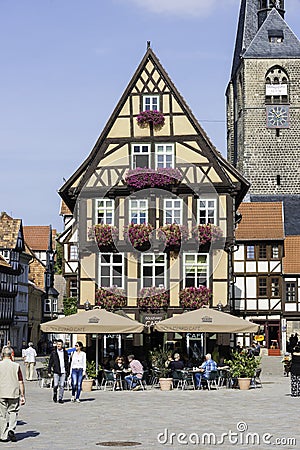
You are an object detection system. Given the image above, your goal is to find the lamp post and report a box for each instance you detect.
[84,300,91,311]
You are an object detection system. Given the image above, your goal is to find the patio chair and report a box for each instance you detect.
[206,370,219,390]
[102,370,116,391]
[149,368,160,389]
[129,370,148,391]
[172,370,184,389]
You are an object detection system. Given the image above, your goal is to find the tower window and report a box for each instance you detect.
[265,66,289,104]
[268,30,284,43]
[276,175,281,186]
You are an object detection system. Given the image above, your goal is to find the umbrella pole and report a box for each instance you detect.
[186,334,190,360]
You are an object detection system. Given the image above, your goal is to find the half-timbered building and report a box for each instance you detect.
[59,46,249,355]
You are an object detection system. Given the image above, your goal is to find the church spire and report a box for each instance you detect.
[257,0,285,28]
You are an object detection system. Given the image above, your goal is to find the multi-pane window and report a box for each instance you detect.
[69,279,78,298]
[131,144,150,169]
[246,245,255,260]
[129,200,148,224]
[183,254,209,288]
[141,253,166,288]
[99,253,124,288]
[286,282,296,302]
[69,244,78,261]
[143,95,159,111]
[155,144,174,168]
[265,66,288,104]
[44,298,57,313]
[197,199,216,224]
[258,244,267,259]
[258,277,268,297]
[271,245,279,259]
[164,199,182,224]
[271,277,280,297]
[96,199,114,225]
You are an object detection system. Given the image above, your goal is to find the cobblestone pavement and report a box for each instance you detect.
[3,355,299,450]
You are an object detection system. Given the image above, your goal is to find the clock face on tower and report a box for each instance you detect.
[266,105,289,128]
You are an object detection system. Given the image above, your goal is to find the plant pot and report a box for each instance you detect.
[237,378,251,390]
[82,379,94,392]
[159,378,173,391]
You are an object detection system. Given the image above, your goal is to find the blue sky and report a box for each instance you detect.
[0,0,299,231]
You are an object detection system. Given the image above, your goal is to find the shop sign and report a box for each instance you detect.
[187,333,202,339]
[140,312,166,327]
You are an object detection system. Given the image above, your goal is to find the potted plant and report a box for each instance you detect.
[124,223,154,250]
[179,286,212,310]
[138,286,169,312]
[136,110,165,131]
[149,346,173,390]
[82,360,98,392]
[226,350,261,390]
[93,224,118,250]
[125,167,182,189]
[95,287,127,311]
[192,224,223,248]
[157,224,188,250]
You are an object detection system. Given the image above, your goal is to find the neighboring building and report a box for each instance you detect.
[227,0,300,197]
[0,212,29,354]
[23,226,56,265]
[0,255,18,348]
[28,280,43,346]
[59,46,249,355]
[233,202,284,349]
[282,235,300,349]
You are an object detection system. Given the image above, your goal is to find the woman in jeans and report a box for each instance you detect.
[70,341,86,403]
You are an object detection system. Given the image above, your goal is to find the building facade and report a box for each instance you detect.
[59,46,248,355]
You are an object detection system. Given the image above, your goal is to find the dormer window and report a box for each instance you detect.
[143,95,159,111]
[268,29,284,43]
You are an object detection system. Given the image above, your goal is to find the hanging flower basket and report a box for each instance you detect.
[137,110,165,131]
[125,167,182,189]
[93,224,118,249]
[157,224,189,249]
[192,224,223,247]
[95,287,126,311]
[179,286,212,310]
[138,287,169,312]
[124,223,154,249]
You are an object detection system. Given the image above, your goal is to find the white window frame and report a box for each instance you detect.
[183,253,209,288]
[163,199,183,224]
[95,199,115,225]
[98,253,124,288]
[129,199,148,224]
[155,144,174,169]
[143,95,160,111]
[69,244,78,261]
[197,198,217,224]
[131,144,151,169]
[141,253,166,288]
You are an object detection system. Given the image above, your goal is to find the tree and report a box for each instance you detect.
[63,297,78,316]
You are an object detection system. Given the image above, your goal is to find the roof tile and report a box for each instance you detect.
[236,202,284,240]
[283,236,300,274]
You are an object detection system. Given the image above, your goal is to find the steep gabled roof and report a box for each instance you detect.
[236,202,284,241]
[59,47,249,209]
[244,8,300,59]
[0,212,24,250]
[23,226,56,251]
[283,236,300,274]
[0,254,11,268]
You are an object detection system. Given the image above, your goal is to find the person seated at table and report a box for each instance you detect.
[194,353,218,389]
[168,353,184,372]
[113,356,126,371]
[217,357,230,369]
[125,355,144,390]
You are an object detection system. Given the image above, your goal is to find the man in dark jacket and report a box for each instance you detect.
[48,339,69,404]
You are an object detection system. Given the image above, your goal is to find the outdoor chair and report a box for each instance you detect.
[218,369,231,388]
[129,370,148,391]
[206,370,219,390]
[149,368,160,389]
[172,370,184,389]
[102,370,116,391]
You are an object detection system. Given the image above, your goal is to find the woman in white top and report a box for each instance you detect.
[70,341,86,402]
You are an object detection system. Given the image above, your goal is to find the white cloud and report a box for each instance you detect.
[122,0,233,18]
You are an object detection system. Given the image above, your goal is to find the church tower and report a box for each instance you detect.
[226,0,300,196]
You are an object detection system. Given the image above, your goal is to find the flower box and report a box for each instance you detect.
[95,287,126,311]
[93,224,118,250]
[192,224,223,247]
[136,110,165,131]
[124,223,154,250]
[157,224,188,249]
[125,167,182,190]
[179,286,212,310]
[138,287,169,312]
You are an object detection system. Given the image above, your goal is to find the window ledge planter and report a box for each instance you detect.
[192,224,223,247]
[95,287,126,311]
[125,167,182,190]
[92,224,118,251]
[179,286,212,310]
[124,223,154,250]
[138,287,169,312]
[136,110,165,131]
[157,224,188,251]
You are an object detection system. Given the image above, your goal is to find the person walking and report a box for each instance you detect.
[0,347,25,442]
[3,341,15,361]
[70,341,86,403]
[290,345,300,397]
[48,339,69,404]
[23,342,37,381]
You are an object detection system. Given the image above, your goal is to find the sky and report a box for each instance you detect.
[1,0,300,232]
